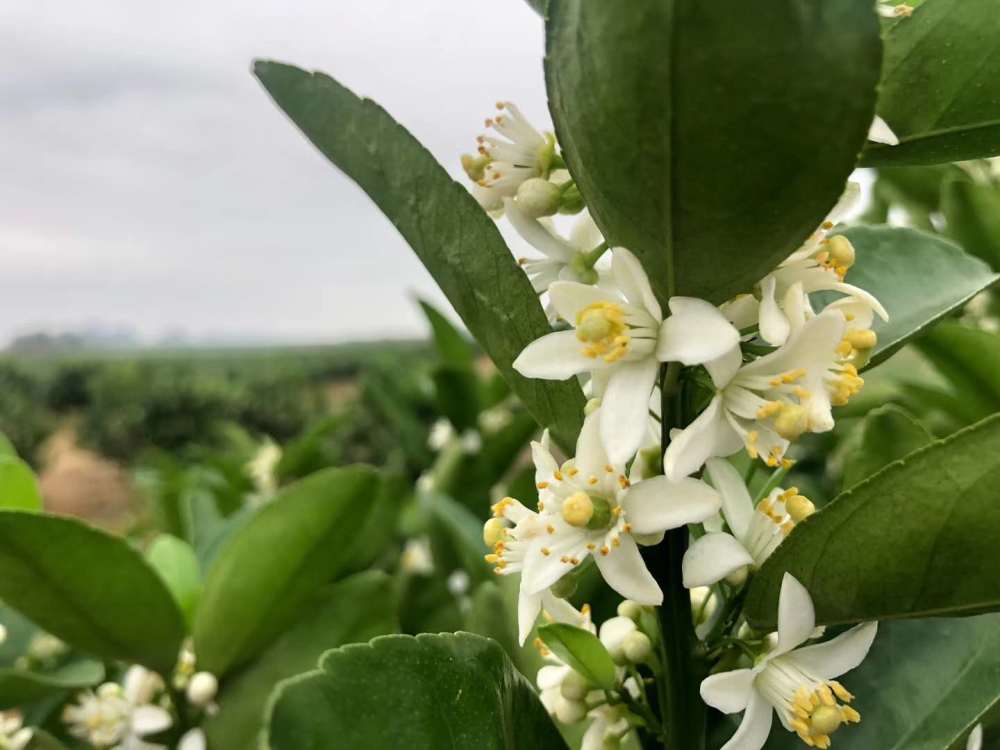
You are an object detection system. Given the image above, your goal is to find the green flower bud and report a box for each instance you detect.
[515,178,561,218]
[623,631,653,664]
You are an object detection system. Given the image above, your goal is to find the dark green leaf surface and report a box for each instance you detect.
[943,179,1000,269]
[0,512,185,673]
[863,0,1000,166]
[746,414,1000,628]
[836,226,999,366]
[267,632,566,750]
[841,405,932,489]
[538,623,616,690]
[254,61,584,451]
[917,323,1000,420]
[206,571,398,750]
[145,534,201,630]
[545,0,881,303]
[0,660,104,710]
[193,466,380,675]
[0,456,42,512]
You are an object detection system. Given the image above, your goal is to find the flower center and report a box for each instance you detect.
[789,682,861,748]
[561,491,613,530]
[814,236,856,280]
[575,302,630,362]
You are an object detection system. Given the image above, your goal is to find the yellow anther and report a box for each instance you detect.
[618,475,630,489]
[829,682,854,702]
[541,547,551,556]
[567,467,579,477]
[483,518,508,547]
[786,494,816,523]
[537,481,549,490]
[561,491,594,528]
[554,470,564,481]
[836,339,854,358]
[491,497,515,518]
[846,329,877,351]
[826,235,856,269]
[746,431,760,459]
[757,401,782,419]
[461,153,489,181]
[575,302,630,362]
[600,545,610,556]
[587,475,599,485]
[773,402,809,440]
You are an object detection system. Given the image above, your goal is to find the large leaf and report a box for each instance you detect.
[0,513,185,673]
[835,226,999,367]
[205,571,398,750]
[916,323,1000,420]
[862,0,1000,166]
[841,405,933,489]
[942,179,1000,269]
[145,534,201,630]
[193,466,380,676]
[0,660,104,710]
[763,615,1000,750]
[254,61,584,450]
[544,0,881,304]
[267,633,566,750]
[746,414,1000,628]
[0,456,42,512]
[418,299,475,370]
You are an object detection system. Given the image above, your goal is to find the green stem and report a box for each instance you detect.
[752,464,791,503]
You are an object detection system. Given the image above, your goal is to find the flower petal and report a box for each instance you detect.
[775,573,816,656]
[624,476,721,534]
[657,297,740,365]
[968,724,983,750]
[720,294,760,330]
[568,210,604,251]
[720,689,774,750]
[868,115,899,146]
[548,281,622,323]
[682,532,754,588]
[514,330,604,380]
[522,535,587,594]
[601,359,659,465]
[758,276,790,346]
[700,668,755,714]
[517,584,543,645]
[612,248,662,320]
[503,197,575,261]
[598,615,637,652]
[788,622,877,679]
[179,729,207,750]
[664,396,740,480]
[594,535,662,604]
[705,458,753,540]
[705,345,743,389]
[132,705,173,736]
[739,310,844,381]
[575,408,610,475]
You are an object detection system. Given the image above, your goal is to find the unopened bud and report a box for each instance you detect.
[562,492,594,528]
[617,600,643,621]
[483,518,508,547]
[558,183,585,214]
[186,672,218,707]
[555,696,587,724]
[826,235,856,268]
[773,403,809,441]
[725,565,749,588]
[623,631,652,663]
[515,178,561,218]
[846,329,877,351]
[785,494,816,522]
[560,670,590,701]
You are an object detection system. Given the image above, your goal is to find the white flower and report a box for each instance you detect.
[179,729,207,750]
[63,666,172,749]
[462,101,555,211]
[0,712,32,750]
[514,247,739,464]
[427,419,455,451]
[876,2,914,20]
[581,705,632,750]
[486,413,721,641]
[536,599,599,722]
[701,574,877,750]
[186,672,218,709]
[867,115,900,145]
[683,458,815,588]
[968,724,983,750]
[246,439,281,497]
[665,310,861,479]
[400,537,434,575]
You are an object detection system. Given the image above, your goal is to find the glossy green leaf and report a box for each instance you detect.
[0,456,41,512]
[424,491,492,584]
[835,226,999,367]
[432,365,481,432]
[545,0,881,304]
[863,0,1000,166]
[193,466,380,676]
[841,405,932,489]
[537,623,616,690]
[206,571,398,750]
[419,299,475,370]
[0,433,16,459]
[746,414,1000,628]
[267,633,566,750]
[916,323,1000,420]
[254,61,584,451]
[0,660,104,710]
[942,179,1000,269]
[146,534,201,630]
[0,512,185,673]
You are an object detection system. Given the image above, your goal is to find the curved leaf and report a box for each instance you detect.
[0,660,104,710]
[545,0,881,303]
[0,456,41,512]
[916,323,1000,421]
[0,512,185,673]
[267,633,566,750]
[146,534,201,630]
[418,299,475,370]
[942,179,1000,270]
[841,405,932,489]
[253,61,584,451]
[193,466,380,676]
[862,0,1000,166]
[538,623,616,690]
[746,414,1000,628]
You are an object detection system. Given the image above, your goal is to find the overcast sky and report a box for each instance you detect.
[0,0,548,346]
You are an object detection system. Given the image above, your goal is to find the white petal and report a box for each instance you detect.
[700,668,755,714]
[705,458,753,540]
[178,730,207,750]
[601,359,659,465]
[532,439,560,486]
[624,476,721,534]
[503,197,574,261]
[517,584,544,645]
[656,297,740,365]
[664,396,739,480]
[868,115,899,146]
[739,311,844,381]
[522,535,587,594]
[826,182,862,226]
[705,345,743,389]
[131,705,173,736]
[612,248,662,320]
[719,690,774,750]
[775,573,816,656]
[594,535,662,604]
[548,281,622,323]
[575,408,610,475]
[788,622,878,679]
[537,664,571,691]
[720,294,760,330]
[513,330,602,380]
[758,276,790,347]
[968,724,983,750]
[569,210,604,250]
[581,716,607,750]
[682,533,754,588]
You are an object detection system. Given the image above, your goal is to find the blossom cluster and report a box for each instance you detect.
[465,103,892,749]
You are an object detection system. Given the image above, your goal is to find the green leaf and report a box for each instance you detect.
[253,61,584,451]
[418,299,475,370]
[841,405,932,489]
[146,534,201,630]
[862,0,1000,166]
[746,414,1000,628]
[205,571,398,750]
[0,659,104,710]
[266,633,566,750]
[916,323,1000,420]
[193,466,380,676]
[0,512,185,673]
[835,226,999,367]
[537,623,616,690]
[0,432,17,459]
[432,365,481,432]
[942,179,1000,269]
[26,730,70,750]
[0,456,41,512]
[544,0,881,303]
[424,491,492,584]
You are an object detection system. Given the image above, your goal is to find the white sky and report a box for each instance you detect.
[0,0,547,345]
